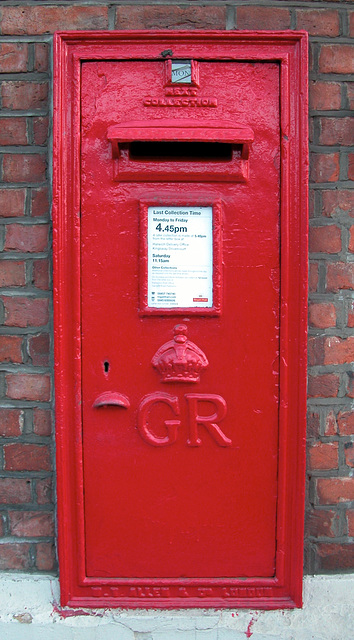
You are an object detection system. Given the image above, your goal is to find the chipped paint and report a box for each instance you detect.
[245,613,258,637]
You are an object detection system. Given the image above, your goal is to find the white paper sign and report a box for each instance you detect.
[147,206,213,308]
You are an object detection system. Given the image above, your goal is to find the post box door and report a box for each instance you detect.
[54,31,308,609]
[80,59,280,579]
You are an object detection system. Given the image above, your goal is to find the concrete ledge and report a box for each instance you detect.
[0,574,353,639]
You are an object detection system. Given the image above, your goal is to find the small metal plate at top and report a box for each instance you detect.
[171,60,192,83]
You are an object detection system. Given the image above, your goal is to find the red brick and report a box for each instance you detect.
[309,302,336,328]
[310,153,340,183]
[9,511,54,537]
[317,543,354,570]
[322,190,354,217]
[1,81,48,110]
[319,117,354,146]
[0,335,23,363]
[308,442,338,470]
[348,374,354,399]
[309,43,314,74]
[317,477,354,504]
[308,373,340,398]
[337,410,354,435]
[349,226,354,253]
[28,333,49,366]
[0,6,108,34]
[327,262,354,292]
[307,411,320,438]
[305,509,339,538]
[0,43,28,73]
[308,335,353,367]
[0,518,3,537]
[115,5,226,29]
[4,443,51,471]
[319,45,354,74]
[347,510,354,536]
[301,2,351,4]
[0,260,25,286]
[309,118,315,145]
[34,43,49,72]
[0,543,31,570]
[3,154,46,183]
[0,408,23,437]
[0,117,27,145]
[33,408,52,436]
[2,296,49,327]
[36,477,52,504]
[347,83,354,111]
[6,373,51,401]
[237,6,290,30]
[323,336,354,365]
[4,223,48,252]
[349,154,354,181]
[33,259,50,290]
[350,11,354,37]
[309,263,319,292]
[308,336,326,366]
[33,116,49,146]
[344,442,354,467]
[310,81,341,111]
[36,542,55,571]
[309,190,315,218]
[324,410,338,436]
[0,477,31,503]
[0,188,26,217]
[296,9,339,36]
[309,225,341,253]
[31,186,49,217]
[348,301,354,328]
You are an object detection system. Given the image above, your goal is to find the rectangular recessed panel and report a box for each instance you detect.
[81,59,280,579]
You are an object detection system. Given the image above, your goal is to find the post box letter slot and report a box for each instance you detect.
[129,141,234,162]
[107,120,254,183]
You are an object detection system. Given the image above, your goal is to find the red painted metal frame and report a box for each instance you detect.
[53,30,308,609]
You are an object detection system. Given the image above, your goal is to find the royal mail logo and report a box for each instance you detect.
[151,324,208,383]
[137,392,231,448]
[94,326,231,448]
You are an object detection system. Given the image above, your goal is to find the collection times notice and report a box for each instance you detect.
[147,206,213,308]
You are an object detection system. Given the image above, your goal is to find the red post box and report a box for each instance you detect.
[53,31,308,609]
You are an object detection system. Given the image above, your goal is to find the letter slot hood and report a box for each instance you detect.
[107,120,254,182]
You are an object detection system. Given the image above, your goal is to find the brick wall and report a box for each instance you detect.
[0,1,353,575]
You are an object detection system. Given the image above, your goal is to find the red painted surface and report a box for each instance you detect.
[53,31,308,609]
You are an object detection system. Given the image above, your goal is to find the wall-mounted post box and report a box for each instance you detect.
[53,31,308,609]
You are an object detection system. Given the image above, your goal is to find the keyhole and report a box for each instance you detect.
[103,361,110,374]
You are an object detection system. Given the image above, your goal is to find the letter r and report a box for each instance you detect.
[185,394,231,447]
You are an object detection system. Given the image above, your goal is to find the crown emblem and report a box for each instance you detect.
[152,324,209,383]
